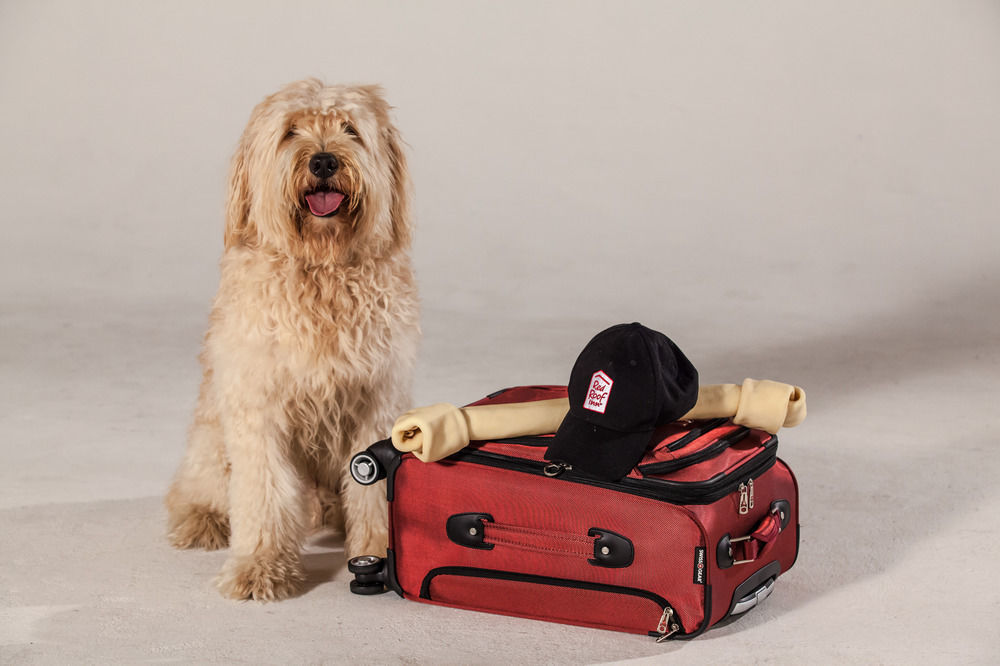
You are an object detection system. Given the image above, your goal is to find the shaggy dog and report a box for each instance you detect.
[165,80,419,601]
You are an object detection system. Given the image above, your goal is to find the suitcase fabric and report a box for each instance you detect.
[353,385,800,640]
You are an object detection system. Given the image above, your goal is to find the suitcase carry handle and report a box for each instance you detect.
[716,499,791,568]
[446,513,635,568]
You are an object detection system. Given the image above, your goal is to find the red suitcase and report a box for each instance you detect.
[348,385,800,641]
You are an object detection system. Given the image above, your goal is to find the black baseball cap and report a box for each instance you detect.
[545,323,699,481]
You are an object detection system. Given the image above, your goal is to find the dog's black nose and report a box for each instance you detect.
[308,152,339,179]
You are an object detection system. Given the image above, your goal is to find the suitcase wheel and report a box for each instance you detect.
[348,555,384,575]
[350,452,384,485]
[348,555,389,595]
[350,579,387,595]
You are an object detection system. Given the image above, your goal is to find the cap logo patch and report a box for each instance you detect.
[583,371,614,414]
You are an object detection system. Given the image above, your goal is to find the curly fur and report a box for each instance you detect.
[165,80,419,601]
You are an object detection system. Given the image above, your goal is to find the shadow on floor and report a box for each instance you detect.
[691,273,1000,632]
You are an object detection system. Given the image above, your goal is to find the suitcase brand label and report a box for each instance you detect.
[694,547,706,584]
[583,371,614,413]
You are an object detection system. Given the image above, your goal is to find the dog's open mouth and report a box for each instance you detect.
[305,188,346,217]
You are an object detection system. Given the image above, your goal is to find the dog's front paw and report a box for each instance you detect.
[216,553,305,601]
[167,506,230,550]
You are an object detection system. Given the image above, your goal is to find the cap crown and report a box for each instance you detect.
[567,323,698,432]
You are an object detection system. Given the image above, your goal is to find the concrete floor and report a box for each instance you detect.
[3,287,999,663]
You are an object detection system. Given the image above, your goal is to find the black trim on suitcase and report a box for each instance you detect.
[777,456,801,571]
[376,424,778,507]
[677,585,713,640]
[791,523,800,570]
[450,440,778,506]
[418,566,686,636]
[485,435,552,447]
[384,549,404,596]
[485,418,733,453]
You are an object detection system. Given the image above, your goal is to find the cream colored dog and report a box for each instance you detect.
[165,80,419,601]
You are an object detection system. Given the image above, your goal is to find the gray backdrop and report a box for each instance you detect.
[2,1,999,663]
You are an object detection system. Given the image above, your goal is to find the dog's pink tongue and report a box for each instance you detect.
[306,191,345,217]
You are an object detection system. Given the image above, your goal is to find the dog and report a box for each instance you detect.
[165,80,419,601]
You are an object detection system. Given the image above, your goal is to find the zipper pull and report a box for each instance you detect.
[543,462,572,477]
[738,482,749,515]
[748,478,755,510]
[655,606,680,642]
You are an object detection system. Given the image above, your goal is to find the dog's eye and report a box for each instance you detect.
[283,127,297,141]
[343,123,358,138]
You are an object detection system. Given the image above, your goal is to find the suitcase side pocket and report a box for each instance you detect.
[419,567,683,639]
[638,425,749,475]
[632,433,779,504]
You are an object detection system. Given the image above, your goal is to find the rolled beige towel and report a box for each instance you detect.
[685,379,806,432]
[392,398,569,463]
[392,379,806,463]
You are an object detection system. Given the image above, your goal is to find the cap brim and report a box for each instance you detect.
[545,413,654,481]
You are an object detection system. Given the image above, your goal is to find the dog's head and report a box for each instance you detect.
[224,80,411,262]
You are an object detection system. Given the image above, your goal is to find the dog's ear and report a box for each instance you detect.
[384,122,412,250]
[359,85,413,251]
[223,134,254,250]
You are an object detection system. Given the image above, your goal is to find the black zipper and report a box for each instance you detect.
[483,419,730,451]
[450,436,778,505]
[638,427,750,476]
[481,418,730,452]
[418,566,684,635]
[484,435,553,447]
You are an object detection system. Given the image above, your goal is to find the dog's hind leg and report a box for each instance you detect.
[316,482,345,535]
[166,368,231,550]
